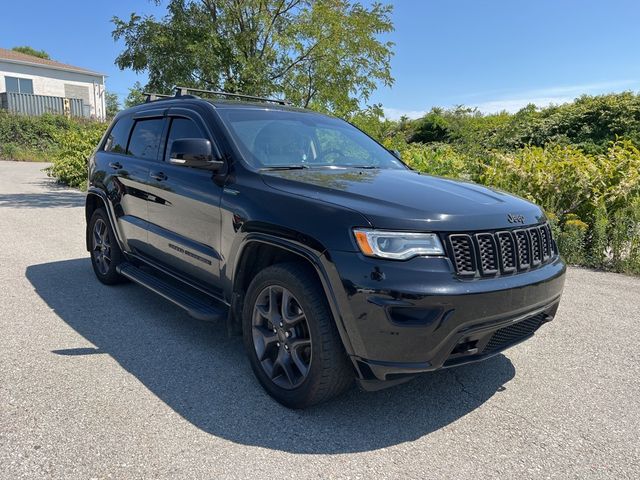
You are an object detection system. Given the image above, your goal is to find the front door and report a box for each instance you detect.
[145,109,224,292]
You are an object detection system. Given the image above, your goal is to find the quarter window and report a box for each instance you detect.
[103,117,134,153]
[5,76,33,94]
[127,118,164,160]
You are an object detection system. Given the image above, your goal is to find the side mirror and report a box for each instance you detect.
[389,149,402,160]
[169,138,224,171]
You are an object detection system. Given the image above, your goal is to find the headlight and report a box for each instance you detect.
[353,229,445,260]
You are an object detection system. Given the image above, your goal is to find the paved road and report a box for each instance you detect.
[1,161,639,479]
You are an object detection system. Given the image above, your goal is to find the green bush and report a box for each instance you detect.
[45,122,106,190]
[587,199,609,268]
[399,143,476,180]
[403,92,640,154]
[0,111,78,160]
[557,217,589,264]
[610,197,640,274]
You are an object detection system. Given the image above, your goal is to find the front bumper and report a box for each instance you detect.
[324,251,566,384]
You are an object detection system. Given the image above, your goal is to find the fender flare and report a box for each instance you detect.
[85,188,127,253]
[232,233,356,357]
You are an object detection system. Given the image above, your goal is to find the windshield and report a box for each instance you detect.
[216,108,406,170]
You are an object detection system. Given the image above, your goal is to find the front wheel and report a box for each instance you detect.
[243,263,353,408]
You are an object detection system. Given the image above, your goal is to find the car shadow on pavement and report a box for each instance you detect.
[26,258,516,454]
[0,192,84,208]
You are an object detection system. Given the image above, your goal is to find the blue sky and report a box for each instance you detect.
[3,1,639,119]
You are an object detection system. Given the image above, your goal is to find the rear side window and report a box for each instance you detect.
[103,116,133,153]
[127,118,164,160]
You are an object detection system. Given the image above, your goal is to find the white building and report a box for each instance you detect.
[0,48,106,120]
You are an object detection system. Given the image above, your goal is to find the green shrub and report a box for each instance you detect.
[557,217,589,264]
[404,92,640,154]
[45,122,107,190]
[587,199,609,268]
[480,144,599,217]
[0,142,18,160]
[610,197,640,274]
[399,143,476,180]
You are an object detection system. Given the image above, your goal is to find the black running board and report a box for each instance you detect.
[116,263,227,322]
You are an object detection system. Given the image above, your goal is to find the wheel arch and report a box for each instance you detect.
[85,188,126,253]
[229,234,355,357]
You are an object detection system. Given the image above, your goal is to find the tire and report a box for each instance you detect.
[243,262,353,408]
[88,208,126,285]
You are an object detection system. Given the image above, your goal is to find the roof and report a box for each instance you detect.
[0,48,105,77]
[121,96,312,119]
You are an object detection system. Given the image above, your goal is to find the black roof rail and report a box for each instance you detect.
[143,92,173,103]
[174,86,292,106]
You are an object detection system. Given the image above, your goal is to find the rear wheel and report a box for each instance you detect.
[88,208,125,285]
[243,262,353,408]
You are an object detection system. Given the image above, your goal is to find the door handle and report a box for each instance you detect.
[109,161,122,170]
[150,171,167,182]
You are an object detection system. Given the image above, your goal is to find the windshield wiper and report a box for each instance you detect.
[259,165,310,171]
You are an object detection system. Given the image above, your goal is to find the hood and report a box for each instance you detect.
[261,168,546,231]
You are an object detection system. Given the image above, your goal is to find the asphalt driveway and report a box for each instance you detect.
[1,161,639,479]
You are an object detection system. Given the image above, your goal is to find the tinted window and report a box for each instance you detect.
[166,117,205,158]
[5,76,33,94]
[104,116,133,153]
[127,118,164,160]
[217,109,405,170]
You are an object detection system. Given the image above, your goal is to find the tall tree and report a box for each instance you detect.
[112,0,394,115]
[105,91,120,119]
[12,46,50,59]
[124,81,146,108]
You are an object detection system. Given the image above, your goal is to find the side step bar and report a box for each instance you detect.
[116,263,227,322]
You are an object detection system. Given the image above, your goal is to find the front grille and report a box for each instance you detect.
[475,233,499,275]
[449,234,475,275]
[447,223,555,277]
[482,313,546,354]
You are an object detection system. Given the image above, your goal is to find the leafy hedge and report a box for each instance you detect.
[407,92,640,154]
[0,111,107,188]
[46,122,106,190]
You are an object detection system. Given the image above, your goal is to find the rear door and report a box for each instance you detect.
[97,113,163,253]
[145,107,224,292]
[114,111,166,255]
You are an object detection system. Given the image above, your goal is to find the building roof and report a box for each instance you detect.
[0,48,105,77]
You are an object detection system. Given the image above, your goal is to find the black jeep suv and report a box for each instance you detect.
[86,88,566,408]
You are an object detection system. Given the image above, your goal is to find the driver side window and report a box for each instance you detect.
[165,117,206,160]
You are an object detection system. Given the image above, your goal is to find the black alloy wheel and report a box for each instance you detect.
[88,208,125,285]
[92,218,112,276]
[252,285,312,389]
[243,263,353,408]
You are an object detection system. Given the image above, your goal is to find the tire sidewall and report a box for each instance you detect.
[89,209,123,284]
[242,266,329,408]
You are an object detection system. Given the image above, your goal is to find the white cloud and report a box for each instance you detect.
[382,107,427,120]
[382,79,639,117]
[473,96,575,113]
[469,80,638,113]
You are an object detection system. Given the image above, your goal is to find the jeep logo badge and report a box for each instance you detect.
[507,213,525,224]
